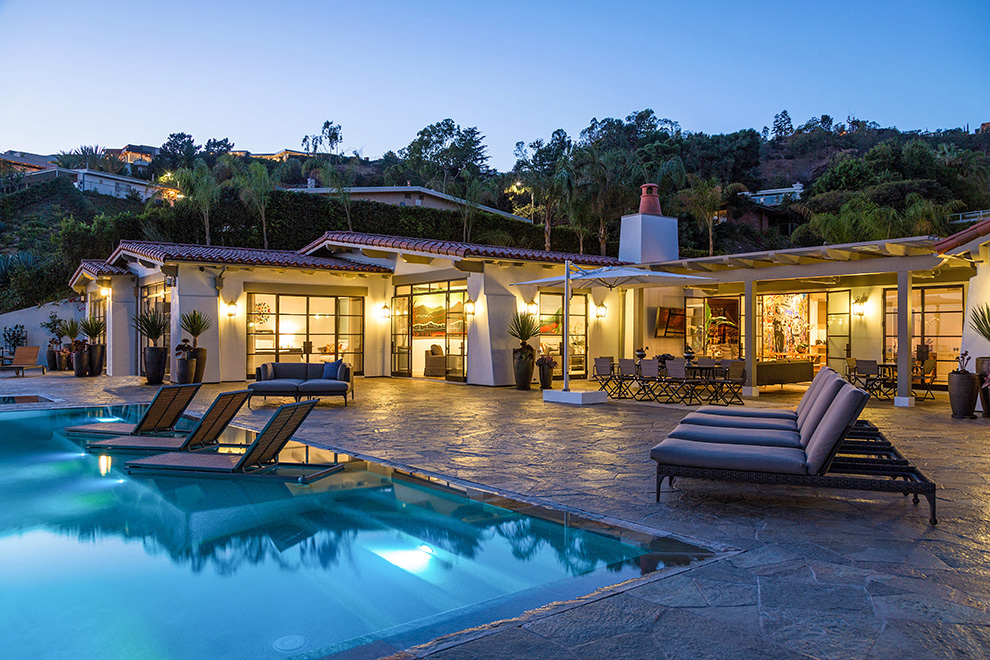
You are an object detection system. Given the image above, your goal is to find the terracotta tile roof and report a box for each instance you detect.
[300,232,624,266]
[109,241,391,272]
[935,217,990,254]
[78,259,129,276]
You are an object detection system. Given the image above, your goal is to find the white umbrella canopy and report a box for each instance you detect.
[513,265,712,289]
[512,263,712,393]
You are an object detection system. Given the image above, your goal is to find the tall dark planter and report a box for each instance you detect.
[144,347,167,386]
[947,371,980,419]
[976,357,990,418]
[538,363,554,390]
[57,353,69,371]
[512,342,535,390]
[46,349,58,372]
[87,344,105,377]
[72,350,89,377]
[191,347,207,383]
[174,358,196,384]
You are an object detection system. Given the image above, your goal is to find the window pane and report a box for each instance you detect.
[338,297,362,316]
[280,296,306,315]
[310,314,335,334]
[310,297,335,316]
[924,288,963,312]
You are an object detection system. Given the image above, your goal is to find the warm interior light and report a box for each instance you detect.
[526,300,538,315]
[596,303,607,319]
[99,286,111,298]
[378,303,391,320]
[226,301,237,317]
[464,299,475,315]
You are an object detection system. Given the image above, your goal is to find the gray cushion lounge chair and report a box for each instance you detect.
[86,390,251,452]
[64,384,202,437]
[125,399,342,484]
[651,382,938,524]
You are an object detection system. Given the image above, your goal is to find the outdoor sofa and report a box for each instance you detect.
[754,359,814,387]
[248,360,352,406]
[650,369,938,524]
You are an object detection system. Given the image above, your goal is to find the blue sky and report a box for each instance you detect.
[1,0,987,170]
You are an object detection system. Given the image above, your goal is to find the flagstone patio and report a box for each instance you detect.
[2,372,988,659]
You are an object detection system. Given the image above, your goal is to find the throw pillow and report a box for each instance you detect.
[322,359,343,380]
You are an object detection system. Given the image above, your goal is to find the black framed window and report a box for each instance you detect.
[883,286,962,384]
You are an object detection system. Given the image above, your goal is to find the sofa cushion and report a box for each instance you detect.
[650,438,808,475]
[298,379,350,394]
[321,359,343,380]
[680,412,797,432]
[248,378,304,393]
[694,405,797,420]
[668,423,802,449]
[804,385,870,474]
[269,363,310,380]
[430,344,443,356]
[259,363,275,381]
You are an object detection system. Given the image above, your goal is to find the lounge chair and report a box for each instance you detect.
[125,399,342,484]
[650,381,937,524]
[64,384,202,437]
[86,390,251,452]
[0,346,46,376]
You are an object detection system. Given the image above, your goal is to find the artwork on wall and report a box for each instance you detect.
[655,307,686,337]
[762,294,809,355]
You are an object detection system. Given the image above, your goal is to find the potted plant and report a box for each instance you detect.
[948,351,979,419]
[40,312,63,371]
[970,303,990,417]
[536,355,557,390]
[507,311,538,390]
[58,319,87,376]
[80,317,106,377]
[180,310,214,383]
[173,339,196,384]
[132,309,169,385]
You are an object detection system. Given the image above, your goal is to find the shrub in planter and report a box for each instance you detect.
[536,355,557,390]
[131,310,169,385]
[173,339,196,384]
[40,312,64,370]
[180,310,213,383]
[948,351,979,419]
[970,303,990,417]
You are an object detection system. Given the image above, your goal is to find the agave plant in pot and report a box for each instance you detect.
[80,316,106,377]
[507,311,538,390]
[132,309,169,385]
[180,310,214,383]
[970,303,990,417]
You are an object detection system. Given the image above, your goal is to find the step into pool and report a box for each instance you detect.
[0,406,711,659]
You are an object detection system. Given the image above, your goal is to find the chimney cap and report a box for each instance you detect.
[639,183,662,215]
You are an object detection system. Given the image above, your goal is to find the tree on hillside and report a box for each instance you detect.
[513,129,572,251]
[321,160,357,232]
[301,120,343,161]
[164,158,219,244]
[681,177,748,256]
[157,133,200,171]
[566,145,637,255]
[55,145,125,174]
[238,162,274,248]
[396,119,490,194]
[772,110,793,140]
[203,138,234,158]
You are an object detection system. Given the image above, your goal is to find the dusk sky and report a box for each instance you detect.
[1,0,987,170]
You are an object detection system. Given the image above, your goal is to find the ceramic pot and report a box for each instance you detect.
[976,357,990,418]
[512,342,535,390]
[46,349,58,371]
[57,353,69,371]
[72,350,89,377]
[174,358,196,384]
[947,371,979,419]
[87,344,105,376]
[144,347,167,385]
[191,347,207,383]
[538,363,554,389]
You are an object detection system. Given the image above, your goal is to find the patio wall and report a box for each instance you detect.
[0,299,87,361]
[961,258,990,412]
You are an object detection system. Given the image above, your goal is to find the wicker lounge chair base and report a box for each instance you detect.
[65,384,202,437]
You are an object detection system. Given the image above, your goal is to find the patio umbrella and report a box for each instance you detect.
[513,262,712,392]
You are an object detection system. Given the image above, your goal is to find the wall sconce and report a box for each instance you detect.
[226,301,237,317]
[526,299,538,315]
[852,296,867,317]
[378,303,391,320]
[99,286,112,298]
[464,299,476,315]
[596,303,607,319]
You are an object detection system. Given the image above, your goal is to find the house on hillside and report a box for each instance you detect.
[0,150,56,172]
[293,185,533,224]
[229,149,309,162]
[741,183,804,207]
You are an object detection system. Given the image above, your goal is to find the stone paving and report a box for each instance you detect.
[2,371,990,659]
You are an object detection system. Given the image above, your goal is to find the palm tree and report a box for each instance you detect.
[56,145,125,174]
[683,176,722,257]
[238,162,274,249]
[164,159,220,245]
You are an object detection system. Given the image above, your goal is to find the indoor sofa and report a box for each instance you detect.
[248,360,352,406]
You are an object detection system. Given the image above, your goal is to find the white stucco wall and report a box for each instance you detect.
[961,256,990,411]
[0,299,87,363]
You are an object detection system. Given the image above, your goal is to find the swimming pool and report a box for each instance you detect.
[0,406,711,659]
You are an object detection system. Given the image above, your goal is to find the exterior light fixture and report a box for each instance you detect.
[464,299,476,315]
[596,303,607,319]
[852,296,867,317]
[226,301,237,317]
[378,303,391,320]
[100,286,112,298]
[526,300,538,315]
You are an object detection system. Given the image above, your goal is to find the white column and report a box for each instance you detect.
[895,270,915,407]
[743,279,758,397]
[106,277,137,376]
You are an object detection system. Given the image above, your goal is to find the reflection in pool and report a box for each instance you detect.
[0,406,710,660]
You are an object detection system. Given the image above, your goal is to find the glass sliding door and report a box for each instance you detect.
[392,280,468,382]
[391,291,411,377]
[538,292,587,378]
[246,293,365,378]
[883,286,962,384]
[825,290,851,373]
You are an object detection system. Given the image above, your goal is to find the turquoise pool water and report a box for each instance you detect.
[0,406,709,659]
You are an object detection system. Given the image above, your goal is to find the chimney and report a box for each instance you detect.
[618,182,679,264]
[639,183,662,215]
